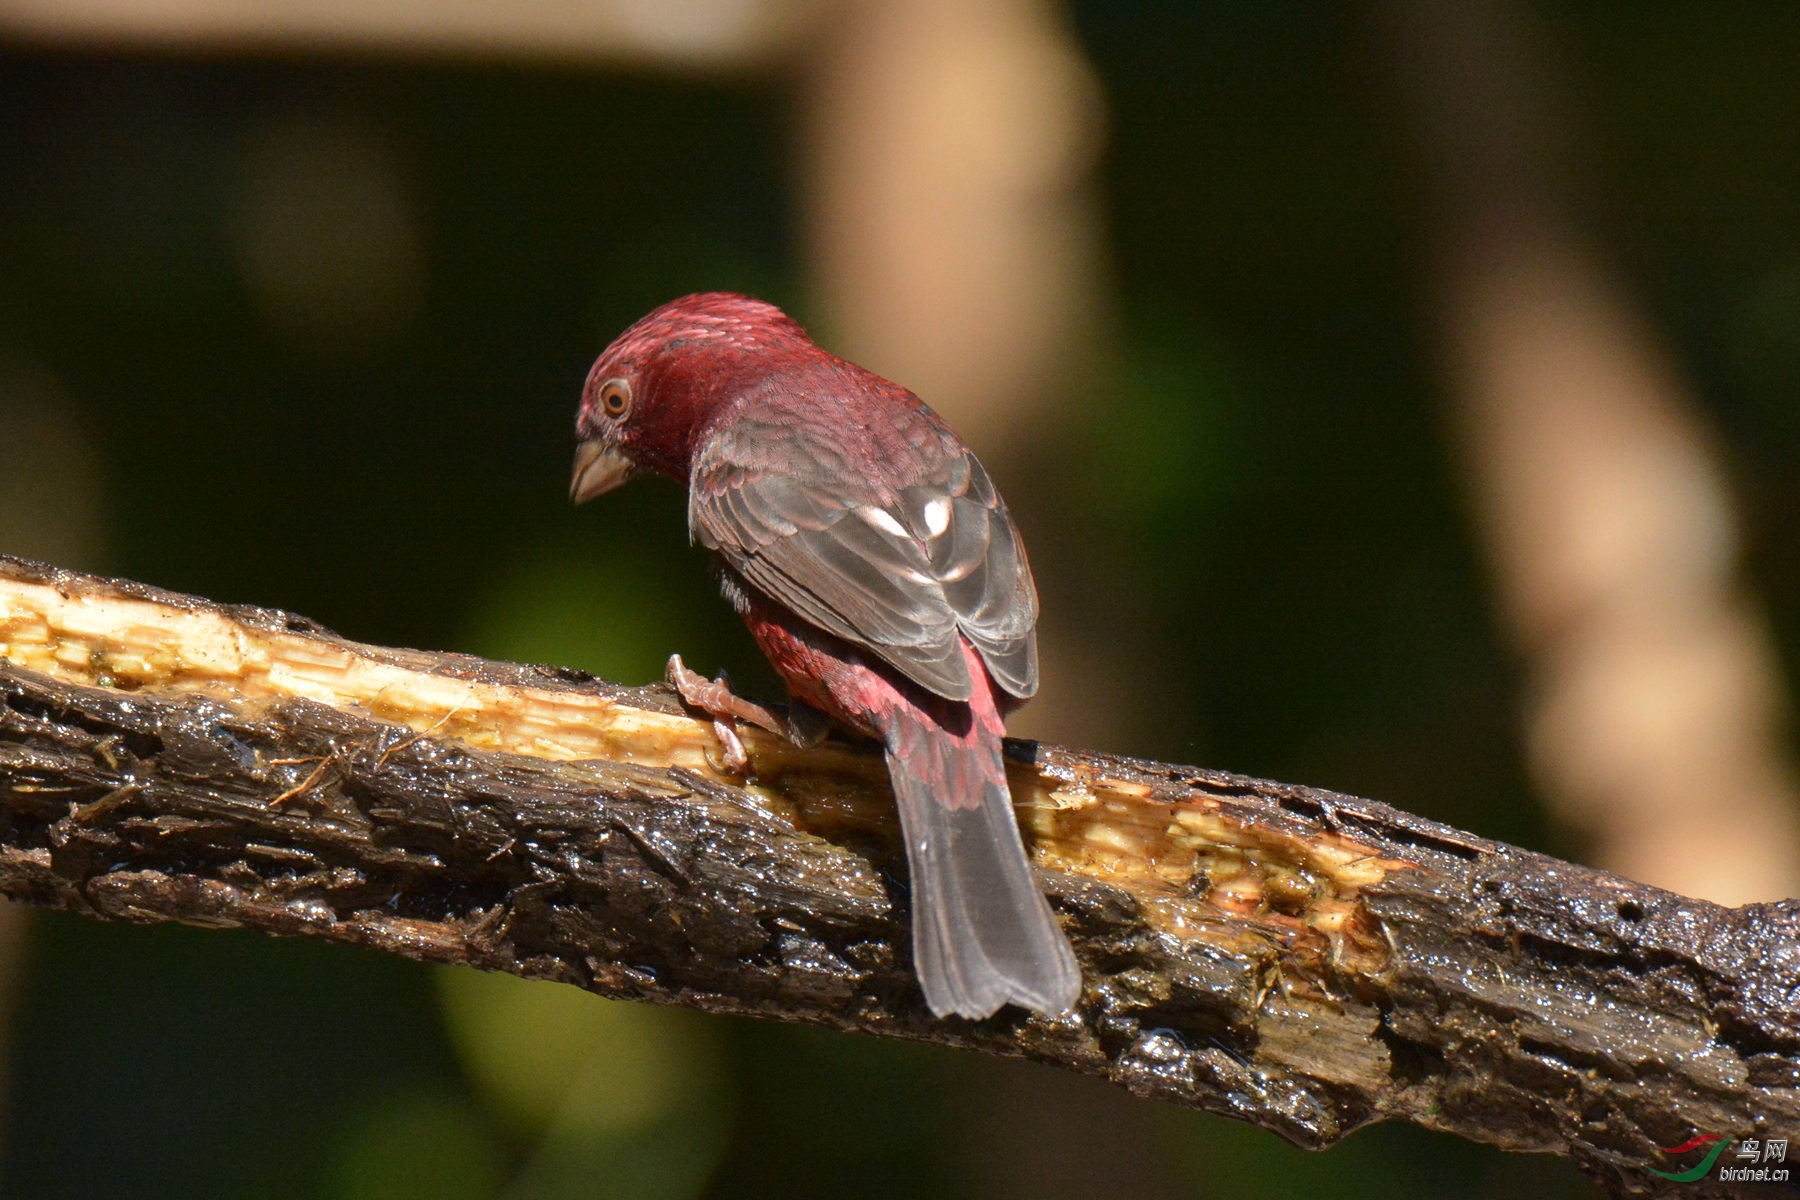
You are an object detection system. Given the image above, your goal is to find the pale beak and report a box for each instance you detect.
[570,439,634,504]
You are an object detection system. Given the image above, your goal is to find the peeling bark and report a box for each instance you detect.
[0,555,1792,1198]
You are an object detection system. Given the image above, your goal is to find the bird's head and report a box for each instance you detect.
[570,292,814,503]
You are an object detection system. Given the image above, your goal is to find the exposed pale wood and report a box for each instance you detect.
[0,555,1791,1198]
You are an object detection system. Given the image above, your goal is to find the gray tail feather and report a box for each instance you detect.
[881,723,1081,1019]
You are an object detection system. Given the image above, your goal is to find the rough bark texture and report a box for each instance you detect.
[0,555,1792,1197]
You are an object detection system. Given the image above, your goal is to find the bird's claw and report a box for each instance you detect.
[708,717,750,774]
[666,653,784,774]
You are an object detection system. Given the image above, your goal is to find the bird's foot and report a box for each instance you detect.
[666,653,786,773]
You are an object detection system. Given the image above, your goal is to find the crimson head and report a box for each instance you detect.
[569,292,819,504]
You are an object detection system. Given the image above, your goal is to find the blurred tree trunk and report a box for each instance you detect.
[797,0,1126,755]
[1380,0,1800,905]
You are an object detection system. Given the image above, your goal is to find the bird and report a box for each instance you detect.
[569,292,1080,1020]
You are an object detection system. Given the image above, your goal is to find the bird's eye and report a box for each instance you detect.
[599,378,632,418]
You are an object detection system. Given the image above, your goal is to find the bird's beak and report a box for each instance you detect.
[570,439,634,504]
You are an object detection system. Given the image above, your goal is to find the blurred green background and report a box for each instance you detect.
[5,1,1800,1196]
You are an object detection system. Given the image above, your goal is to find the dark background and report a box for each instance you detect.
[5,3,1798,1196]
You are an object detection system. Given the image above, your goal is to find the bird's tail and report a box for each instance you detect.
[877,702,1081,1019]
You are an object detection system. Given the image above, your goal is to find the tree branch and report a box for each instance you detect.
[0,554,1789,1197]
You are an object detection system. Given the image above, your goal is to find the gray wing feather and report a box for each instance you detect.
[691,416,1039,702]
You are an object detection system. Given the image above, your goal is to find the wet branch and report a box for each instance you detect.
[0,555,1791,1198]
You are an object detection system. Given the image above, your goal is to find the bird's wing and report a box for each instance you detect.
[690,414,1038,702]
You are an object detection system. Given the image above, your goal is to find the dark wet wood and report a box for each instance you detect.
[0,555,1791,1198]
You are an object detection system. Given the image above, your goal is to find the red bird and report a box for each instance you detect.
[569,292,1080,1019]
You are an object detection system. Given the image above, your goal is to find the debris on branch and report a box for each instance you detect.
[0,554,1791,1198]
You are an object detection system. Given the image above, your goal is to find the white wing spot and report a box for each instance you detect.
[923,497,951,537]
[859,506,910,539]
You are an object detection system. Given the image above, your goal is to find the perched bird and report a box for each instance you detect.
[569,292,1080,1019]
